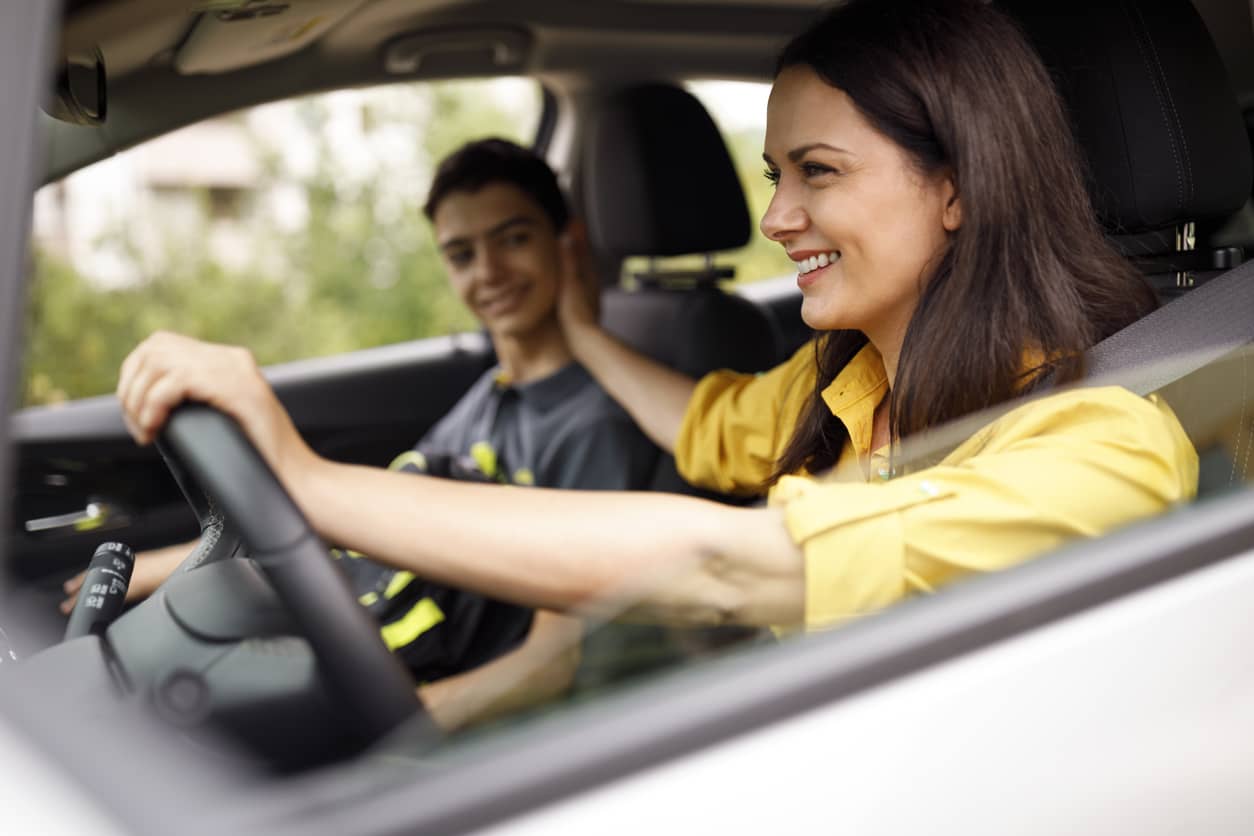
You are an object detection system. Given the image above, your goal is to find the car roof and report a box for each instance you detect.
[46,0,819,177]
[47,0,1254,182]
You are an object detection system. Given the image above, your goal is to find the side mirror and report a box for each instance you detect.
[44,47,106,126]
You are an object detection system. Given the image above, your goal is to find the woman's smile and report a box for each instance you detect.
[792,249,841,289]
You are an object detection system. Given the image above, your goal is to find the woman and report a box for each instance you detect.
[117,0,1196,632]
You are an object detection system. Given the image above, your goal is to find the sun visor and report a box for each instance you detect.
[175,0,365,75]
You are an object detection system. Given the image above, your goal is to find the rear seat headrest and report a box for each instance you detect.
[1003,0,1252,233]
[580,83,752,259]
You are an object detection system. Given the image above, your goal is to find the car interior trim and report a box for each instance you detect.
[0,1,57,599]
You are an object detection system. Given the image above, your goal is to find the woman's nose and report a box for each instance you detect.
[759,183,808,243]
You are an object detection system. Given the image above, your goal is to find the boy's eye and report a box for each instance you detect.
[446,249,473,268]
[504,231,531,248]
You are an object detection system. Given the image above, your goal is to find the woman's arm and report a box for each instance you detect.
[557,231,696,454]
[116,331,805,627]
[296,456,804,627]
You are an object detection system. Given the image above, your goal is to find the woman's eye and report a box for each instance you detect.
[762,168,780,187]
[801,161,838,178]
[505,232,531,248]
[447,250,473,268]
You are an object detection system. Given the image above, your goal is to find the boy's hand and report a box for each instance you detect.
[60,541,191,615]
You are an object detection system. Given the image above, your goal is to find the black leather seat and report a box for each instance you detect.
[1005,0,1252,298]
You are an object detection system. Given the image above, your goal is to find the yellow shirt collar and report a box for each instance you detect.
[819,343,889,463]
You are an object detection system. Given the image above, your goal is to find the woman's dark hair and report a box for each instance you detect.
[772,0,1157,480]
[423,137,570,231]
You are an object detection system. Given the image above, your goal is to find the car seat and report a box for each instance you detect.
[1005,0,1251,297]
[1003,0,1253,495]
[578,82,782,497]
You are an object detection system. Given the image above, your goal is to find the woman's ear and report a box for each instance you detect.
[941,175,962,232]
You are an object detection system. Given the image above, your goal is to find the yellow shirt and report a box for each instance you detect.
[676,341,1199,630]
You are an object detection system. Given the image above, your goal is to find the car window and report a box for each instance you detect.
[616,81,795,288]
[23,78,543,407]
[688,81,796,284]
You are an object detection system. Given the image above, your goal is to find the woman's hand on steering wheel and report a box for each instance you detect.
[118,332,315,484]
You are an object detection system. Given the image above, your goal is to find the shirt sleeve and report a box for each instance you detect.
[773,388,1198,630]
[675,341,817,496]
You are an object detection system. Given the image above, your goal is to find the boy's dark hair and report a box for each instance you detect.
[423,138,570,231]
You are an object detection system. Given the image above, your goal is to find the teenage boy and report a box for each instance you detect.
[64,138,658,730]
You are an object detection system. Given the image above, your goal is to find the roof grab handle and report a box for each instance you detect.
[384,27,532,74]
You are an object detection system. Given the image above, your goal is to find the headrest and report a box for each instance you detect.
[1003,0,1252,233]
[580,84,752,259]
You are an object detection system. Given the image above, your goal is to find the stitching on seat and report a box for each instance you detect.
[1126,1,1184,214]
[1133,3,1193,210]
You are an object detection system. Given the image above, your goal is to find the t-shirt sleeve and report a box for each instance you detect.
[772,388,1198,630]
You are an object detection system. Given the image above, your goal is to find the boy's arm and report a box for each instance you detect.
[417,609,583,732]
[417,412,657,731]
[60,539,192,614]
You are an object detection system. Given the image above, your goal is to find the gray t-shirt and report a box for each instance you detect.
[343,362,659,682]
[420,362,658,491]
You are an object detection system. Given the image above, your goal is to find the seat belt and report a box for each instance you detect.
[1084,257,1254,396]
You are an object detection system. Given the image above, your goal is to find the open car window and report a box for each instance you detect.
[25,78,543,407]
[396,338,1254,732]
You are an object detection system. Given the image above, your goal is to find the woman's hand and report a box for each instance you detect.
[556,221,602,343]
[117,331,314,481]
[549,222,695,453]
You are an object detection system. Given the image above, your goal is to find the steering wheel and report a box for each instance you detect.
[154,403,424,749]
